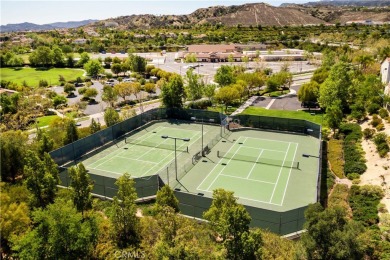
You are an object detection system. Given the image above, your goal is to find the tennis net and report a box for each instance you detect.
[217,151,299,169]
[125,137,189,152]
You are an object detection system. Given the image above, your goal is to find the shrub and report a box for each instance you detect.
[349,185,383,226]
[186,99,212,109]
[363,128,375,140]
[340,123,366,175]
[328,184,350,214]
[379,108,389,119]
[377,142,389,158]
[378,203,388,213]
[78,87,87,95]
[370,116,382,127]
[374,133,388,146]
[368,103,381,115]
[347,172,360,180]
[352,179,361,185]
[376,123,385,131]
[328,139,344,178]
[39,79,49,87]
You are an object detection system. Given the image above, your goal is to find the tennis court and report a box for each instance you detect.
[81,124,202,178]
[177,129,320,211]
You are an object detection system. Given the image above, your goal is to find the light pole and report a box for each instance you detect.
[191,117,214,156]
[161,135,190,181]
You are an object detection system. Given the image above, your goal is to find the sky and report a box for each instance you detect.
[1,0,317,25]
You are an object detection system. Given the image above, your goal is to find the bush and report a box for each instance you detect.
[373,133,388,146]
[377,142,389,158]
[39,79,49,87]
[349,185,383,226]
[328,184,350,214]
[363,128,375,140]
[379,108,389,119]
[328,139,344,178]
[340,123,366,175]
[186,99,212,109]
[376,123,385,131]
[370,115,382,127]
[368,103,382,115]
[347,172,360,180]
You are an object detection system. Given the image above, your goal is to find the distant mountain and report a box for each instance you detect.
[305,0,390,7]
[0,19,98,32]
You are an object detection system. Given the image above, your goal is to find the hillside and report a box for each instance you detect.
[89,3,326,30]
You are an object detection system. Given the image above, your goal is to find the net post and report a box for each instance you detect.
[217,151,220,158]
[297,162,300,169]
[186,147,189,153]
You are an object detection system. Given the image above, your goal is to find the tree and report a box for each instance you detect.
[111,63,122,76]
[24,151,59,208]
[68,163,93,216]
[0,184,30,255]
[29,46,53,67]
[214,65,235,86]
[325,100,343,136]
[64,83,76,96]
[104,107,120,127]
[144,82,156,95]
[12,199,98,259]
[52,45,64,67]
[84,59,103,78]
[297,81,320,103]
[184,68,204,100]
[111,173,140,248]
[36,131,54,158]
[83,88,98,102]
[237,72,265,98]
[184,53,197,63]
[128,54,146,73]
[89,118,101,134]
[204,84,216,102]
[102,85,118,107]
[114,82,132,101]
[319,62,352,109]
[64,119,79,145]
[161,74,185,108]
[203,189,262,259]
[302,203,368,259]
[155,185,179,213]
[242,55,250,68]
[0,130,28,182]
[215,86,239,112]
[77,52,90,67]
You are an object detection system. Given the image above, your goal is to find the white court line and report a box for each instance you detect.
[244,136,298,146]
[197,187,282,206]
[87,126,164,169]
[246,149,264,179]
[280,142,299,206]
[115,155,158,164]
[196,136,244,190]
[140,131,203,177]
[133,133,174,160]
[269,142,291,203]
[205,137,247,191]
[240,145,285,153]
[219,173,275,185]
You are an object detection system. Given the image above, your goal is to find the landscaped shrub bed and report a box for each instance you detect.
[339,123,367,176]
[327,139,344,178]
[349,185,384,227]
[328,184,350,214]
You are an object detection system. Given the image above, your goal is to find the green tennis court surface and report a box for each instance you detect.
[177,129,320,211]
[79,121,221,179]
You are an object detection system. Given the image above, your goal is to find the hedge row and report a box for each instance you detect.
[339,123,367,176]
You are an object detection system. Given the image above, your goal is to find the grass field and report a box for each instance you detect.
[242,107,324,125]
[0,67,84,87]
[36,115,60,127]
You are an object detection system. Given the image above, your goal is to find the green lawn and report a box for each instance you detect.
[0,67,84,87]
[36,115,60,127]
[241,107,324,125]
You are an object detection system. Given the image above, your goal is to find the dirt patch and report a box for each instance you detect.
[359,117,390,211]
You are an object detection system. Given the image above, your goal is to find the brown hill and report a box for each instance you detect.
[89,2,326,29]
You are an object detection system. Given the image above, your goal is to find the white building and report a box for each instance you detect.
[381,58,390,85]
